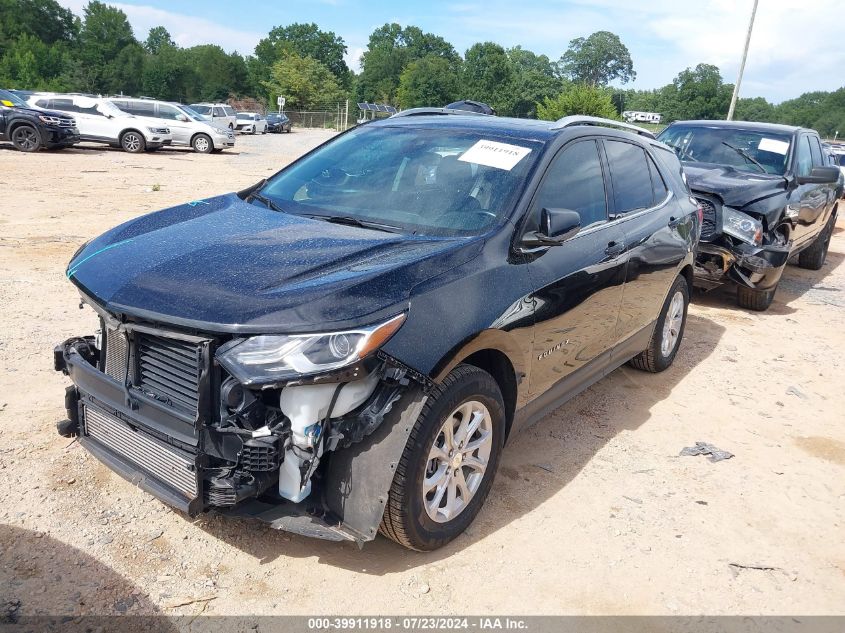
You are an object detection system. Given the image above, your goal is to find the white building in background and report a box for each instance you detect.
[622,111,662,124]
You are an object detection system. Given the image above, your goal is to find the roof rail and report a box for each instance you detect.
[391,107,490,118]
[551,115,656,139]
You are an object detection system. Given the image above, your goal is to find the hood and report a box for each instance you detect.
[68,193,481,333]
[12,105,70,120]
[683,163,786,208]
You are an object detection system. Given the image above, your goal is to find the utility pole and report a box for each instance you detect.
[727,0,759,121]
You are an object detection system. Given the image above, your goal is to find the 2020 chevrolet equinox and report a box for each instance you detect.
[55,110,700,551]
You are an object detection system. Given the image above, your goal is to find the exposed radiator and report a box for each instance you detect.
[83,405,198,497]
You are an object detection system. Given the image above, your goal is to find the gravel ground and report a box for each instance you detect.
[1,130,844,619]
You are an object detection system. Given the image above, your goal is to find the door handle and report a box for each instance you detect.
[605,240,625,257]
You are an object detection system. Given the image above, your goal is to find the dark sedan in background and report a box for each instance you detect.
[266,112,292,133]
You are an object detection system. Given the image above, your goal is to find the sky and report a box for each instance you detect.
[57,0,845,103]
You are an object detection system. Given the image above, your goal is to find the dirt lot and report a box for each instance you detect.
[1,131,844,618]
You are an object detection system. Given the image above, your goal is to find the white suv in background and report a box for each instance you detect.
[109,98,236,153]
[188,103,237,130]
[27,94,171,153]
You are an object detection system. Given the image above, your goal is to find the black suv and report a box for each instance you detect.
[658,121,840,310]
[54,111,699,551]
[0,89,79,152]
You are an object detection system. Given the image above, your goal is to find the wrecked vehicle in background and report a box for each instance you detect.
[55,110,699,551]
[658,121,840,311]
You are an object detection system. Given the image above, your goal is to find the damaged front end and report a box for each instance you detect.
[693,194,791,292]
[54,300,426,544]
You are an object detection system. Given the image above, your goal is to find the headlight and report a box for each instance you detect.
[146,127,169,134]
[39,115,63,124]
[216,314,405,385]
[722,207,763,246]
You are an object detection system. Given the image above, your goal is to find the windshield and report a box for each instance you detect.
[658,125,792,175]
[0,89,27,107]
[258,125,542,237]
[178,105,207,122]
[190,104,211,115]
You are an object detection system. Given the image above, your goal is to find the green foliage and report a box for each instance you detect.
[253,22,349,92]
[263,52,344,110]
[77,1,135,92]
[397,55,460,109]
[560,31,635,87]
[357,23,459,104]
[144,26,174,54]
[536,84,618,120]
[461,42,514,115]
[508,46,563,118]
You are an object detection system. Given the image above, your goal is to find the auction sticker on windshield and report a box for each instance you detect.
[459,140,532,170]
[758,138,789,155]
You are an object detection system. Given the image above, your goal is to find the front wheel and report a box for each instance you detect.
[11,125,41,152]
[192,134,213,154]
[120,131,145,153]
[380,364,505,551]
[629,275,689,373]
[736,284,776,311]
[797,216,834,270]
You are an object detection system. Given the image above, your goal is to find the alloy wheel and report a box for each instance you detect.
[423,400,493,523]
[12,127,38,151]
[123,133,141,152]
[661,291,685,357]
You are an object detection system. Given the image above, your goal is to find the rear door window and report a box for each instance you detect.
[213,107,225,117]
[604,139,655,213]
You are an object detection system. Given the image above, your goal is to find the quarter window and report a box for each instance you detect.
[648,155,668,203]
[604,140,654,213]
[532,140,607,227]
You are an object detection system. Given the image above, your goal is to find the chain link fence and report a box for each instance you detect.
[277,101,352,131]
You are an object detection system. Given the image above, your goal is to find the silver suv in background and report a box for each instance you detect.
[109,98,235,153]
[188,103,236,130]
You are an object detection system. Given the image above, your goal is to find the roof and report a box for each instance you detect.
[667,119,805,135]
[370,113,576,142]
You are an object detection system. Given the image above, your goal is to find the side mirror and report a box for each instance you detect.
[523,208,581,247]
[178,114,189,122]
[796,166,840,184]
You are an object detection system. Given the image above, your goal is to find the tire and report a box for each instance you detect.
[192,134,213,154]
[736,284,776,311]
[120,130,145,153]
[11,125,41,152]
[797,215,834,270]
[629,275,689,373]
[379,364,505,551]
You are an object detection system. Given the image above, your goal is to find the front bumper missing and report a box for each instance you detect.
[55,336,424,544]
[694,238,791,291]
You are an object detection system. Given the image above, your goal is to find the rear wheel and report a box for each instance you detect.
[120,131,145,153]
[797,215,834,270]
[380,364,505,551]
[11,125,41,152]
[192,134,213,153]
[629,275,689,372]
[736,284,776,311]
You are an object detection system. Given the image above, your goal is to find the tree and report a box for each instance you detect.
[536,84,618,120]
[145,26,174,54]
[0,0,77,48]
[668,63,732,120]
[734,97,776,123]
[508,46,562,118]
[357,23,459,104]
[397,55,460,109]
[559,31,635,87]
[78,1,136,92]
[254,23,349,87]
[263,52,344,110]
[461,42,515,115]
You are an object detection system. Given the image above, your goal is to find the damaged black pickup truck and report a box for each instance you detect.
[657,121,840,310]
[55,111,699,550]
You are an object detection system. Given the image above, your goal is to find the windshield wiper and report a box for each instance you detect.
[249,191,285,213]
[306,214,403,234]
[721,141,767,173]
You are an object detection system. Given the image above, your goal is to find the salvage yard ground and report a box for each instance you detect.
[1,131,844,617]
